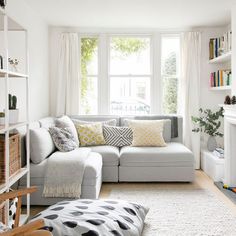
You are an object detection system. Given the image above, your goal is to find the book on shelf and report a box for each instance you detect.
[210,69,231,88]
[209,30,232,60]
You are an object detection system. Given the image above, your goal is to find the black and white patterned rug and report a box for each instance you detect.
[109,187,236,236]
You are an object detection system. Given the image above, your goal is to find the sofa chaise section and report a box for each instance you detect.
[20,151,102,205]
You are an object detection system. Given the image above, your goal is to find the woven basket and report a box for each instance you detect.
[0,201,6,224]
[0,133,21,184]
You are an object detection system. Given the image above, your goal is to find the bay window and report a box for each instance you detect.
[79,33,180,115]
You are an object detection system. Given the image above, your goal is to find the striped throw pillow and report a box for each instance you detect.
[103,125,133,147]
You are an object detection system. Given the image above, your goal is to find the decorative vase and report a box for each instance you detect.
[207,136,217,152]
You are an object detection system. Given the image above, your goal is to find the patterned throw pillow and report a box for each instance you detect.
[49,127,78,152]
[103,125,133,147]
[76,123,106,147]
[128,120,167,147]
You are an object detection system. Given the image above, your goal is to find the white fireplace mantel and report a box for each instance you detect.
[223,105,236,186]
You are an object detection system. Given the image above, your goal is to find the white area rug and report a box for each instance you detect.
[109,188,236,236]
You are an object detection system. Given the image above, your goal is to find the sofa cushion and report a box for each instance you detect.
[103,125,133,147]
[30,128,55,164]
[76,123,106,146]
[120,142,194,167]
[128,120,166,147]
[55,115,79,145]
[73,119,117,126]
[21,151,102,186]
[49,127,78,152]
[90,145,120,166]
[123,118,171,142]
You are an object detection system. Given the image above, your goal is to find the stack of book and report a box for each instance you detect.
[213,148,224,159]
[210,70,231,87]
[209,30,232,60]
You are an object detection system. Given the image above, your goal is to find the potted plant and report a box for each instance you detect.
[192,107,224,151]
[0,112,4,125]
[8,94,19,124]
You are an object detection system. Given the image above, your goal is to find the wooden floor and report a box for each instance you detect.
[30,170,236,217]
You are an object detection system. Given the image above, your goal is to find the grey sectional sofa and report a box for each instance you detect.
[19,115,194,205]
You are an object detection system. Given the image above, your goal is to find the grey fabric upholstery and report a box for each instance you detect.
[69,115,120,126]
[19,115,193,205]
[120,115,183,143]
[20,152,102,204]
[89,145,120,166]
[120,143,194,167]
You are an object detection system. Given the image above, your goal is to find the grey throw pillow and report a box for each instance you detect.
[55,115,80,146]
[30,128,55,164]
[103,125,133,147]
[49,127,78,152]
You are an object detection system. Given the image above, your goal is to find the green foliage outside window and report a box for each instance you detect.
[81,37,148,114]
[162,52,178,114]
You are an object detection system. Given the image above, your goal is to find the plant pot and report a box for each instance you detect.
[207,136,217,152]
[0,117,4,125]
[9,109,19,124]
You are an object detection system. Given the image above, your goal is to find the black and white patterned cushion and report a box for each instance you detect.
[49,127,78,152]
[31,199,149,236]
[103,125,133,147]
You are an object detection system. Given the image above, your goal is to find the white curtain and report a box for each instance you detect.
[178,32,201,169]
[56,33,80,116]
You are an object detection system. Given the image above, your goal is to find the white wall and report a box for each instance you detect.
[198,26,230,147]
[1,0,49,121]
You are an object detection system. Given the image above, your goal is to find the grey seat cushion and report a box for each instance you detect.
[20,152,102,186]
[120,142,194,167]
[89,145,120,166]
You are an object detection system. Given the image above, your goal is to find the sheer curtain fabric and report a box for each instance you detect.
[56,33,80,116]
[178,32,201,169]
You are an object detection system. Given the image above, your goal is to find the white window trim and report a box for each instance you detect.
[79,31,180,115]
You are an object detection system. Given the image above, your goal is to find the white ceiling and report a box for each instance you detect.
[24,0,235,29]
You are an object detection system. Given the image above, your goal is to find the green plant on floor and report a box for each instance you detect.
[8,94,17,110]
[191,107,224,137]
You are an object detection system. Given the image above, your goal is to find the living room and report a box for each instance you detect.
[1,0,236,235]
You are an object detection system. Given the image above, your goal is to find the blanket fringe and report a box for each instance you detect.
[43,184,82,198]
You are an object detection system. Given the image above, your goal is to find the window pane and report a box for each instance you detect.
[80,37,98,114]
[81,37,98,75]
[161,37,180,114]
[110,37,150,75]
[110,77,150,115]
[80,77,98,115]
[161,37,179,77]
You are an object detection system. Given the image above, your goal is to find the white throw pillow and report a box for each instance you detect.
[55,115,79,146]
[30,128,55,164]
[128,120,167,147]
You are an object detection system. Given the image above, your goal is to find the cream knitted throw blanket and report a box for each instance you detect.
[43,148,91,198]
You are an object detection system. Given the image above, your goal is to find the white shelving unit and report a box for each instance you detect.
[209,51,231,64]
[201,149,224,182]
[0,9,30,226]
[210,85,231,91]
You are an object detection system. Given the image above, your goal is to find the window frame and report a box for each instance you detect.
[78,31,181,115]
[160,34,181,114]
[108,34,153,115]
